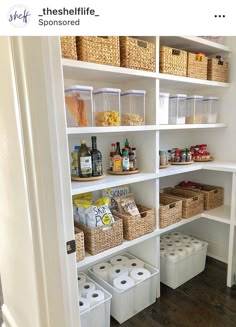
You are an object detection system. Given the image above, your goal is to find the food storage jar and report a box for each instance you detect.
[169,94,187,124]
[64,85,93,127]
[186,95,203,124]
[159,93,170,124]
[93,88,121,126]
[120,90,145,126]
[202,97,219,123]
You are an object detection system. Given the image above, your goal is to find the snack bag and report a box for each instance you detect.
[114,193,141,218]
[102,185,129,209]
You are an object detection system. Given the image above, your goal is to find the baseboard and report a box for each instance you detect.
[2,305,18,327]
[207,252,228,264]
[206,239,228,264]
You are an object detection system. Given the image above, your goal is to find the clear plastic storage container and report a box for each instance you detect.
[186,95,204,124]
[202,97,219,123]
[159,93,170,124]
[169,94,187,124]
[78,272,112,327]
[88,252,159,324]
[120,90,145,126]
[64,85,93,127]
[93,88,121,126]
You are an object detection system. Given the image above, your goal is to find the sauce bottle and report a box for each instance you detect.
[109,143,116,170]
[112,142,122,172]
[71,145,80,177]
[122,150,130,171]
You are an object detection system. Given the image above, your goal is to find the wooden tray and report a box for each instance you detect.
[71,174,106,182]
[193,157,214,162]
[159,165,170,169]
[170,161,194,165]
[107,169,139,175]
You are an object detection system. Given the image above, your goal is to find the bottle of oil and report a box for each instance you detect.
[91,136,103,176]
[79,140,92,177]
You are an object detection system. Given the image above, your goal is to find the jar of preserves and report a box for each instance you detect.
[180,150,187,162]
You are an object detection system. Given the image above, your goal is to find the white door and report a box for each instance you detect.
[0,36,80,327]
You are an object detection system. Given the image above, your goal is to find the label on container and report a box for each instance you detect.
[122,157,129,171]
[80,156,92,176]
[113,157,122,172]
[92,158,103,176]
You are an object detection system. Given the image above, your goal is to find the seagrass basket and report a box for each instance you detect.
[74,227,85,262]
[160,46,187,76]
[159,194,182,228]
[187,52,208,80]
[60,36,77,60]
[207,58,228,82]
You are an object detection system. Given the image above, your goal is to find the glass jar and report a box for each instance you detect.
[120,89,145,126]
[160,151,168,166]
[64,85,93,127]
[93,88,121,126]
[180,150,187,162]
[169,94,187,124]
[186,95,203,124]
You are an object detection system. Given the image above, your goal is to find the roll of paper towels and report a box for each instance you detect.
[130,268,151,283]
[173,239,183,247]
[181,235,191,243]
[165,251,180,262]
[183,243,193,255]
[79,298,90,313]
[113,275,135,291]
[191,240,202,251]
[110,255,129,266]
[86,289,105,306]
[77,274,86,286]
[92,262,112,282]
[79,282,96,297]
[125,259,144,272]
[108,264,129,283]
[171,231,183,239]
[176,247,187,259]
[165,243,175,251]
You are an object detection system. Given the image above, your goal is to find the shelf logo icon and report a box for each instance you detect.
[8,4,31,27]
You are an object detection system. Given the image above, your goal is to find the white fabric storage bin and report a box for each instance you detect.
[88,252,159,324]
[160,239,208,289]
[78,272,112,327]
[159,92,169,124]
[169,94,187,124]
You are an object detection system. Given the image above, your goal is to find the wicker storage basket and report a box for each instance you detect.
[176,184,224,210]
[76,218,123,255]
[207,58,228,82]
[159,194,182,228]
[74,227,85,262]
[160,46,187,76]
[120,37,155,72]
[76,36,120,66]
[112,205,156,241]
[162,188,204,219]
[60,36,77,60]
[187,53,208,80]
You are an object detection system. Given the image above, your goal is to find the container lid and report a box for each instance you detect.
[121,89,146,96]
[64,85,93,93]
[186,95,203,100]
[203,97,219,101]
[170,94,187,99]
[159,92,170,97]
[93,88,121,95]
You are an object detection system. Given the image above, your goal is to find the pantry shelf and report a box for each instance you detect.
[71,173,158,195]
[158,123,227,130]
[158,73,230,89]
[62,59,157,82]
[77,229,161,269]
[203,205,231,224]
[160,36,231,55]
[67,125,158,135]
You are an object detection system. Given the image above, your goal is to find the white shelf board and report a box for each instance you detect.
[160,36,231,55]
[202,161,236,173]
[158,123,226,130]
[159,214,202,235]
[71,173,158,195]
[158,73,230,89]
[62,59,156,82]
[67,125,158,135]
[77,228,160,269]
[203,205,231,224]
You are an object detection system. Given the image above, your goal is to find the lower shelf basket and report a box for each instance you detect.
[159,194,182,228]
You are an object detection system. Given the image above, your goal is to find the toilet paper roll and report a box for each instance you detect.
[125,259,144,272]
[191,240,203,251]
[77,274,86,286]
[113,276,135,291]
[165,243,175,251]
[181,235,191,243]
[86,289,105,307]
[176,247,187,259]
[110,255,129,266]
[92,262,112,282]
[165,251,180,262]
[130,268,151,283]
[163,235,173,242]
[160,246,167,257]
[173,239,183,247]
[79,282,96,297]
[183,243,193,255]
[171,232,183,239]
[79,298,90,313]
[108,264,129,283]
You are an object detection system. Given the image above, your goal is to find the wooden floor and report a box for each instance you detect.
[111,257,236,327]
[1,258,236,326]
